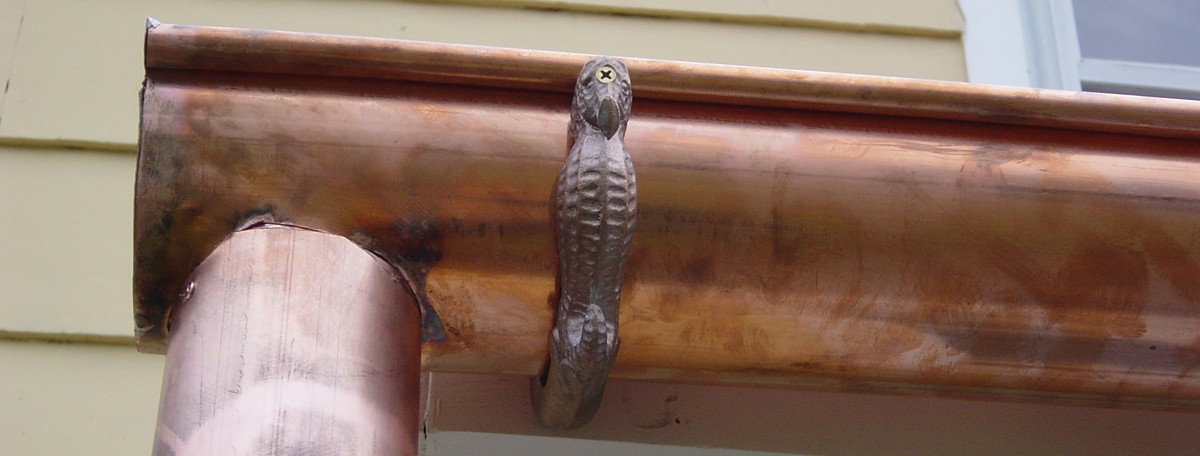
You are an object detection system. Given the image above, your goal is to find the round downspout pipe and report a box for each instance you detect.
[152,226,421,455]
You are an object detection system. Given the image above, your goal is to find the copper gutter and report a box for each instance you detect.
[137,22,1200,409]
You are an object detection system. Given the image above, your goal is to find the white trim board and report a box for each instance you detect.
[961,0,1200,101]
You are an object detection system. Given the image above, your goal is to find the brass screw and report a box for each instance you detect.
[596,66,616,84]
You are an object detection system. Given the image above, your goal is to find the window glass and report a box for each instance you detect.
[1073,0,1200,66]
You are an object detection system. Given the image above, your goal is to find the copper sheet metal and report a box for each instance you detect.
[137,23,1200,408]
[153,227,420,455]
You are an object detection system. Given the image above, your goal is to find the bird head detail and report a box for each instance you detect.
[571,57,632,140]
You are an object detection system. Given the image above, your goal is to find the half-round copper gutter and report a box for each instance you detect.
[138,22,1200,411]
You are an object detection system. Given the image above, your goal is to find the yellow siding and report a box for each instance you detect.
[0,1,23,114]
[415,0,963,35]
[0,340,163,455]
[0,146,135,338]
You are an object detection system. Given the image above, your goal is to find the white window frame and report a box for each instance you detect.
[960,0,1200,100]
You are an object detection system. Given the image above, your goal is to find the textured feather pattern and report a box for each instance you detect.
[532,57,636,429]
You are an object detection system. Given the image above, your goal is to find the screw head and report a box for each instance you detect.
[596,65,616,84]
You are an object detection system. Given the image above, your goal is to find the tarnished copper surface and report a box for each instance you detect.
[153,227,421,455]
[138,23,1200,408]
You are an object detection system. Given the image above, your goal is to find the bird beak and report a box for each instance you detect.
[598,96,621,139]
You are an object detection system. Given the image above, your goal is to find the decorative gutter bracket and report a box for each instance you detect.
[532,57,637,429]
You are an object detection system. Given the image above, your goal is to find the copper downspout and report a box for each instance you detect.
[152,227,421,455]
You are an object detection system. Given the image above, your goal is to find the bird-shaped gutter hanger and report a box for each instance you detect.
[531,57,637,429]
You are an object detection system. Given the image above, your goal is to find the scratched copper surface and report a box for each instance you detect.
[155,228,421,455]
[137,24,1200,408]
